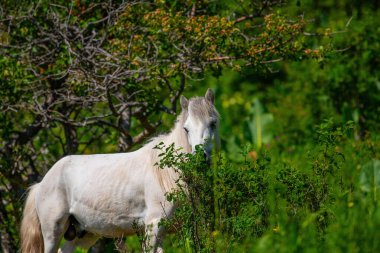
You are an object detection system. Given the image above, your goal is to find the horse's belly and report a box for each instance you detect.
[71,201,146,237]
[64,156,148,237]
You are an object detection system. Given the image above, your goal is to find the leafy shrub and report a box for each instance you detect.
[152,118,379,253]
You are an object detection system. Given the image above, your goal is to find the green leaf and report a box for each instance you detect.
[359,159,380,201]
[246,99,274,149]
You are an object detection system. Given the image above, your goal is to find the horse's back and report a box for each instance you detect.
[37,153,126,194]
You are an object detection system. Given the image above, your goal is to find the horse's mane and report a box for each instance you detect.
[144,96,218,193]
[142,110,190,193]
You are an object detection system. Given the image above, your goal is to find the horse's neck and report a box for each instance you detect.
[150,111,191,193]
[164,112,191,153]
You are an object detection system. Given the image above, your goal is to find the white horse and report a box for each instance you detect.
[20,89,219,253]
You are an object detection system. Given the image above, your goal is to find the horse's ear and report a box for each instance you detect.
[180,95,189,110]
[205,88,214,104]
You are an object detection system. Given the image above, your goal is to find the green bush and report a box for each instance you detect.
[150,119,379,253]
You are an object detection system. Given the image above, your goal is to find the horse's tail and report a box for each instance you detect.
[20,184,44,253]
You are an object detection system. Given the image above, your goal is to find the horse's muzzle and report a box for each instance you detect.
[192,150,211,165]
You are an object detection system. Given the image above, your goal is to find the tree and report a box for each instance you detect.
[0,0,321,251]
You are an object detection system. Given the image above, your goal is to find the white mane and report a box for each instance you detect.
[143,110,191,193]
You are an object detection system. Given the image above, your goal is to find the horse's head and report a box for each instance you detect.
[180,89,219,162]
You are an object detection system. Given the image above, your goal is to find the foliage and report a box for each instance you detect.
[147,119,379,253]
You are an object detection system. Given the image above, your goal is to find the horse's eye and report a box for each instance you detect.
[210,121,216,129]
[184,127,189,133]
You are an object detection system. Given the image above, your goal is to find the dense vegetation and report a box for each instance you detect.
[0,0,379,252]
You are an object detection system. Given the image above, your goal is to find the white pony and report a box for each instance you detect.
[20,89,219,253]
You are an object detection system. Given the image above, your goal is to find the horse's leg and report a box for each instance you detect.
[39,214,68,253]
[144,217,164,253]
[37,192,70,253]
[74,233,99,250]
[59,233,99,253]
[58,242,75,253]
